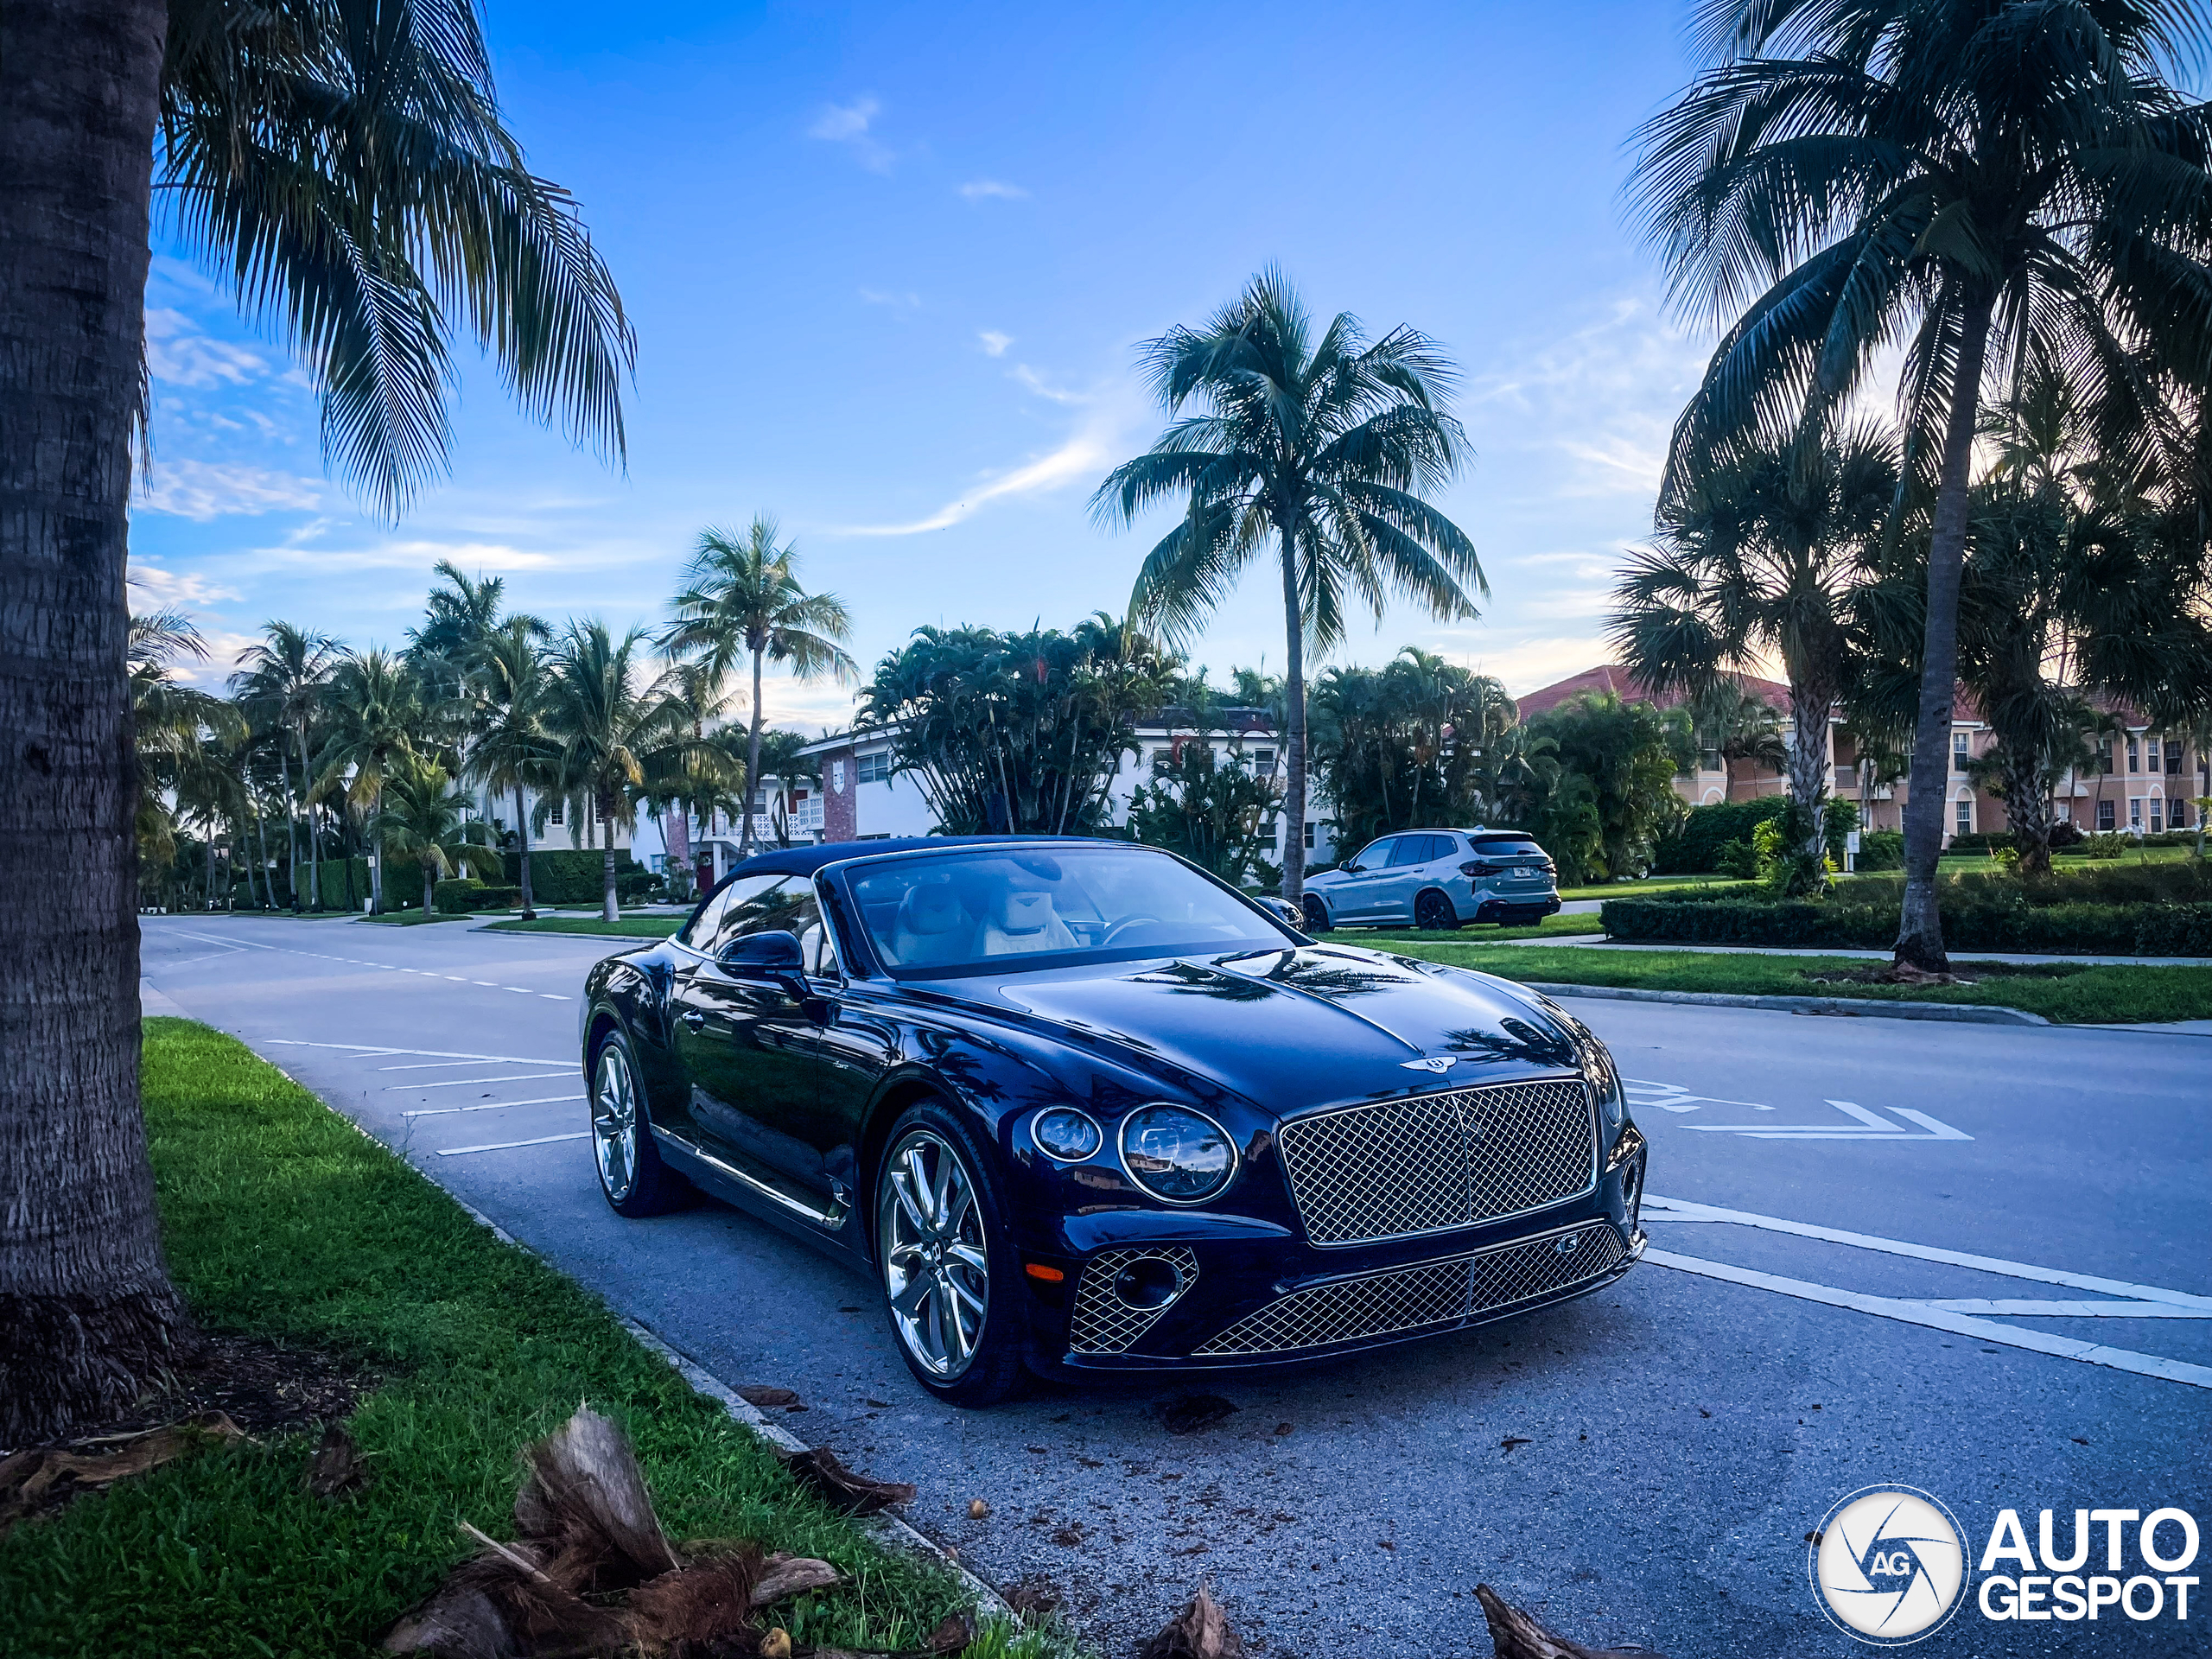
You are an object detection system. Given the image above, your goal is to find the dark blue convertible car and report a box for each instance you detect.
[580,836,1647,1405]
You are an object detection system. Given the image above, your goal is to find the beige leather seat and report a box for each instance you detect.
[890,881,973,965]
[981,887,1077,956]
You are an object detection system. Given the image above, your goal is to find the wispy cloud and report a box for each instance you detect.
[128,561,242,607]
[144,308,270,390]
[859,287,922,310]
[1010,363,1084,405]
[958,179,1027,200]
[241,537,561,574]
[135,460,322,520]
[978,330,1013,357]
[808,95,893,172]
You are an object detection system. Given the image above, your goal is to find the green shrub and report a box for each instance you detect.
[505,848,644,905]
[1715,837,1763,880]
[1650,798,1789,874]
[616,872,659,904]
[1600,888,2208,955]
[2135,904,2212,956]
[1944,831,2014,855]
[433,878,484,914]
[2083,832,2129,860]
[470,885,524,911]
[1856,830,1905,871]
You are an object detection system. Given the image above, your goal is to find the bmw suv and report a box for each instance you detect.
[1300,828,1561,932]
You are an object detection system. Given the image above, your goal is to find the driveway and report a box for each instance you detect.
[140,915,2211,1657]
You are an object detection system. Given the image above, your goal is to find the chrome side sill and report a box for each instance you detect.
[651,1125,848,1228]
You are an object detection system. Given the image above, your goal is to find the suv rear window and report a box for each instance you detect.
[1467,837,1547,861]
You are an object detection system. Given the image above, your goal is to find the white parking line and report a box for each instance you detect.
[386,1072,572,1091]
[403,1095,584,1119]
[264,1039,566,1064]
[1921,1300,2212,1318]
[435,1131,590,1157]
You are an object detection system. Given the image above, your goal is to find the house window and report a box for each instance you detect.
[1151,747,1173,769]
[2130,798,2144,829]
[1952,732,1970,771]
[2100,742,2115,775]
[547,798,563,826]
[2150,800,2164,833]
[2097,799,2116,831]
[1700,747,1722,772]
[1302,823,1316,850]
[2167,744,2185,776]
[2173,799,2190,829]
[1253,747,1276,775]
[1955,798,1973,837]
[855,750,891,785]
[2127,738,2140,772]
[2147,736,2160,772]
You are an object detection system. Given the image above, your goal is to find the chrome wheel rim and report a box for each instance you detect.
[592,1043,639,1203]
[878,1129,988,1380]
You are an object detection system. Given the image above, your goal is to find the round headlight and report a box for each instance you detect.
[1032,1108,1102,1161]
[1120,1105,1235,1204]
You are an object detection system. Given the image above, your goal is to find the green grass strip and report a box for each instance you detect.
[0,1020,1059,1659]
[481,914,685,938]
[1371,942,2212,1025]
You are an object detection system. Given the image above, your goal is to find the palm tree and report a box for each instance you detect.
[371,759,503,918]
[315,650,426,912]
[232,622,343,910]
[1,0,637,1440]
[464,620,563,918]
[662,518,856,858]
[1094,270,1485,905]
[546,621,672,921]
[1611,425,1897,892]
[1630,0,2212,963]
[1686,679,1788,799]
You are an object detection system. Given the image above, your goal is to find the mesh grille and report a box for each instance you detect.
[1067,1246,1198,1355]
[1277,1079,1595,1246]
[1192,1224,1627,1357]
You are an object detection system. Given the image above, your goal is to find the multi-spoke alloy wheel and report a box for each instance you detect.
[593,1041,639,1203]
[879,1128,991,1381]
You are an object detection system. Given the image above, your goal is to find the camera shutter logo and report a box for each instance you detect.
[1810,1486,1970,1644]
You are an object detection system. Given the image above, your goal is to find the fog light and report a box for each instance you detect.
[1033,1108,1102,1161]
[1113,1256,1184,1310]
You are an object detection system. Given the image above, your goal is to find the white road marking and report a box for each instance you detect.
[1647,1249,2212,1390]
[264,1039,567,1064]
[1643,1194,2212,1308]
[386,1072,572,1091]
[1674,1097,1974,1141]
[435,1131,590,1157]
[403,1095,584,1118]
[1921,1300,2212,1318]
[377,1059,524,1071]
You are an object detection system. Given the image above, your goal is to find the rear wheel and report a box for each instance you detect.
[1414,889,1460,931]
[590,1027,690,1216]
[1301,893,1332,933]
[875,1101,1026,1407]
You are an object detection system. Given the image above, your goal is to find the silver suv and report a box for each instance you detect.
[1300,828,1560,932]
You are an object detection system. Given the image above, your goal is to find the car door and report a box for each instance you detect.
[1331,836,1402,922]
[669,874,838,1221]
[1370,833,1445,923]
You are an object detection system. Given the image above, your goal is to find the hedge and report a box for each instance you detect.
[1855,830,1904,871]
[433,880,526,914]
[504,848,645,905]
[1651,798,1788,874]
[1599,895,2212,956]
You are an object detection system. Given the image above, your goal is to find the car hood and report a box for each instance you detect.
[950,944,1584,1116]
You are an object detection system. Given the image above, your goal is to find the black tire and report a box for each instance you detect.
[1301,894,1332,933]
[873,1098,1027,1407]
[588,1024,690,1217]
[1414,889,1461,931]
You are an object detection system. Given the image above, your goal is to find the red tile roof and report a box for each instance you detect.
[1514,664,1791,721]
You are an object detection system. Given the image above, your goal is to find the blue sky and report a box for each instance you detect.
[131,1,1714,730]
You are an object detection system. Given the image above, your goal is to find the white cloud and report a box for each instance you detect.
[959,179,1027,200]
[171,630,265,686]
[859,288,922,310]
[134,460,322,520]
[808,95,893,172]
[1010,363,1086,405]
[144,308,270,389]
[978,330,1014,357]
[127,562,241,608]
[244,537,559,574]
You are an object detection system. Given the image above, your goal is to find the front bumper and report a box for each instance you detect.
[1019,1144,1646,1375]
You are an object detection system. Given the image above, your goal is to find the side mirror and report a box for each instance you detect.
[718,930,804,976]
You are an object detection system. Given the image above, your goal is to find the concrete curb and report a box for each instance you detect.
[1519,981,2050,1027]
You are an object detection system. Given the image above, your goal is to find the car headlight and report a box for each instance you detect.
[1581,1039,1625,1128]
[1032,1108,1102,1161]
[1120,1105,1236,1204]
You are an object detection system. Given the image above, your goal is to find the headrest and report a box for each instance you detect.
[898,882,963,936]
[995,888,1057,935]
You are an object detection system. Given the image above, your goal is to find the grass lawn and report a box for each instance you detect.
[1365,941,2212,1025]
[359,910,476,925]
[1319,912,1607,945]
[483,913,686,938]
[0,1020,1052,1659]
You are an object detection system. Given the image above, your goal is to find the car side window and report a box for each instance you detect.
[716,875,840,979]
[679,874,780,953]
[1352,837,1395,871]
[1388,836,1436,868]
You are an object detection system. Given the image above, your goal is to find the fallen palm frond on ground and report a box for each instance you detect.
[0,1413,245,1535]
[0,1020,1061,1659]
[1474,1586,1669,1659]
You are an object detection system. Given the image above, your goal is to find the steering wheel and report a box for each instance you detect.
[1103,915,1165,946]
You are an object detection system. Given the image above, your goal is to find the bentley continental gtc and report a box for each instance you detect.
[580,837,1647,1405]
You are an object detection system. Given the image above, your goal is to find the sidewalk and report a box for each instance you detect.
[1507,936,2212,969]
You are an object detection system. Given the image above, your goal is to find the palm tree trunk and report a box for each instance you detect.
[1278,527,1309,903]
[1784,677,1833,894]
[513,785,537,918]
[276,744,301,906]
[600,788,620,922]
[2004,741,2053,877]
[0,0,200,1445]
[366,786,385,912]
[251,801,271,908]
[423,861,435,918]
[1894,289,1996,972]
[741,647,765,858]
[297,721,321,909]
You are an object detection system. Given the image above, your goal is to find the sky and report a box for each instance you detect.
[130,0,1718,732]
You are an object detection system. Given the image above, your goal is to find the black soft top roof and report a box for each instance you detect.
[724,834,1122,880]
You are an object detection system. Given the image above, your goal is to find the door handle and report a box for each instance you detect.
[680,1009,705,1030]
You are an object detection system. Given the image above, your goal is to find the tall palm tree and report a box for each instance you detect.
[1094,270,1485,904]
[1,0,635,1439]
[1630,0,2212,964]
[372,759,503,918]
[546,621,672,921]
[315,650,426,912]
[1611,425,1897,891]
[233,622,343,910]
[464,620,563,918]
[1686,679,1789,799]
[662,518,856,858]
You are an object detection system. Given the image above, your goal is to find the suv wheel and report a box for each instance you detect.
[1414,889,1460,932]
[1301,894,1331,932]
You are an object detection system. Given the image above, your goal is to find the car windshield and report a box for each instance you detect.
[1468,836,1548,861]
[846,846,1287,976]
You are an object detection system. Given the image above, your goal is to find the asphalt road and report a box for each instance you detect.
[140,914,2211,1657]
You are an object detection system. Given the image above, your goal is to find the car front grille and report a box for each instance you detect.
[1274,1077,1596,1246]
[1191,1224,1627,1357]
[1067,1245,1198,1355]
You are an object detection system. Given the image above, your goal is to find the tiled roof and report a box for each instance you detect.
[1513,664,1792,721]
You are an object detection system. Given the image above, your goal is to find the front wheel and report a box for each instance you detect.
[875,1102,1026,1407]
[1414,889,1461,931]
[590,1027,690,1216]
[1301,894,1331,933]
